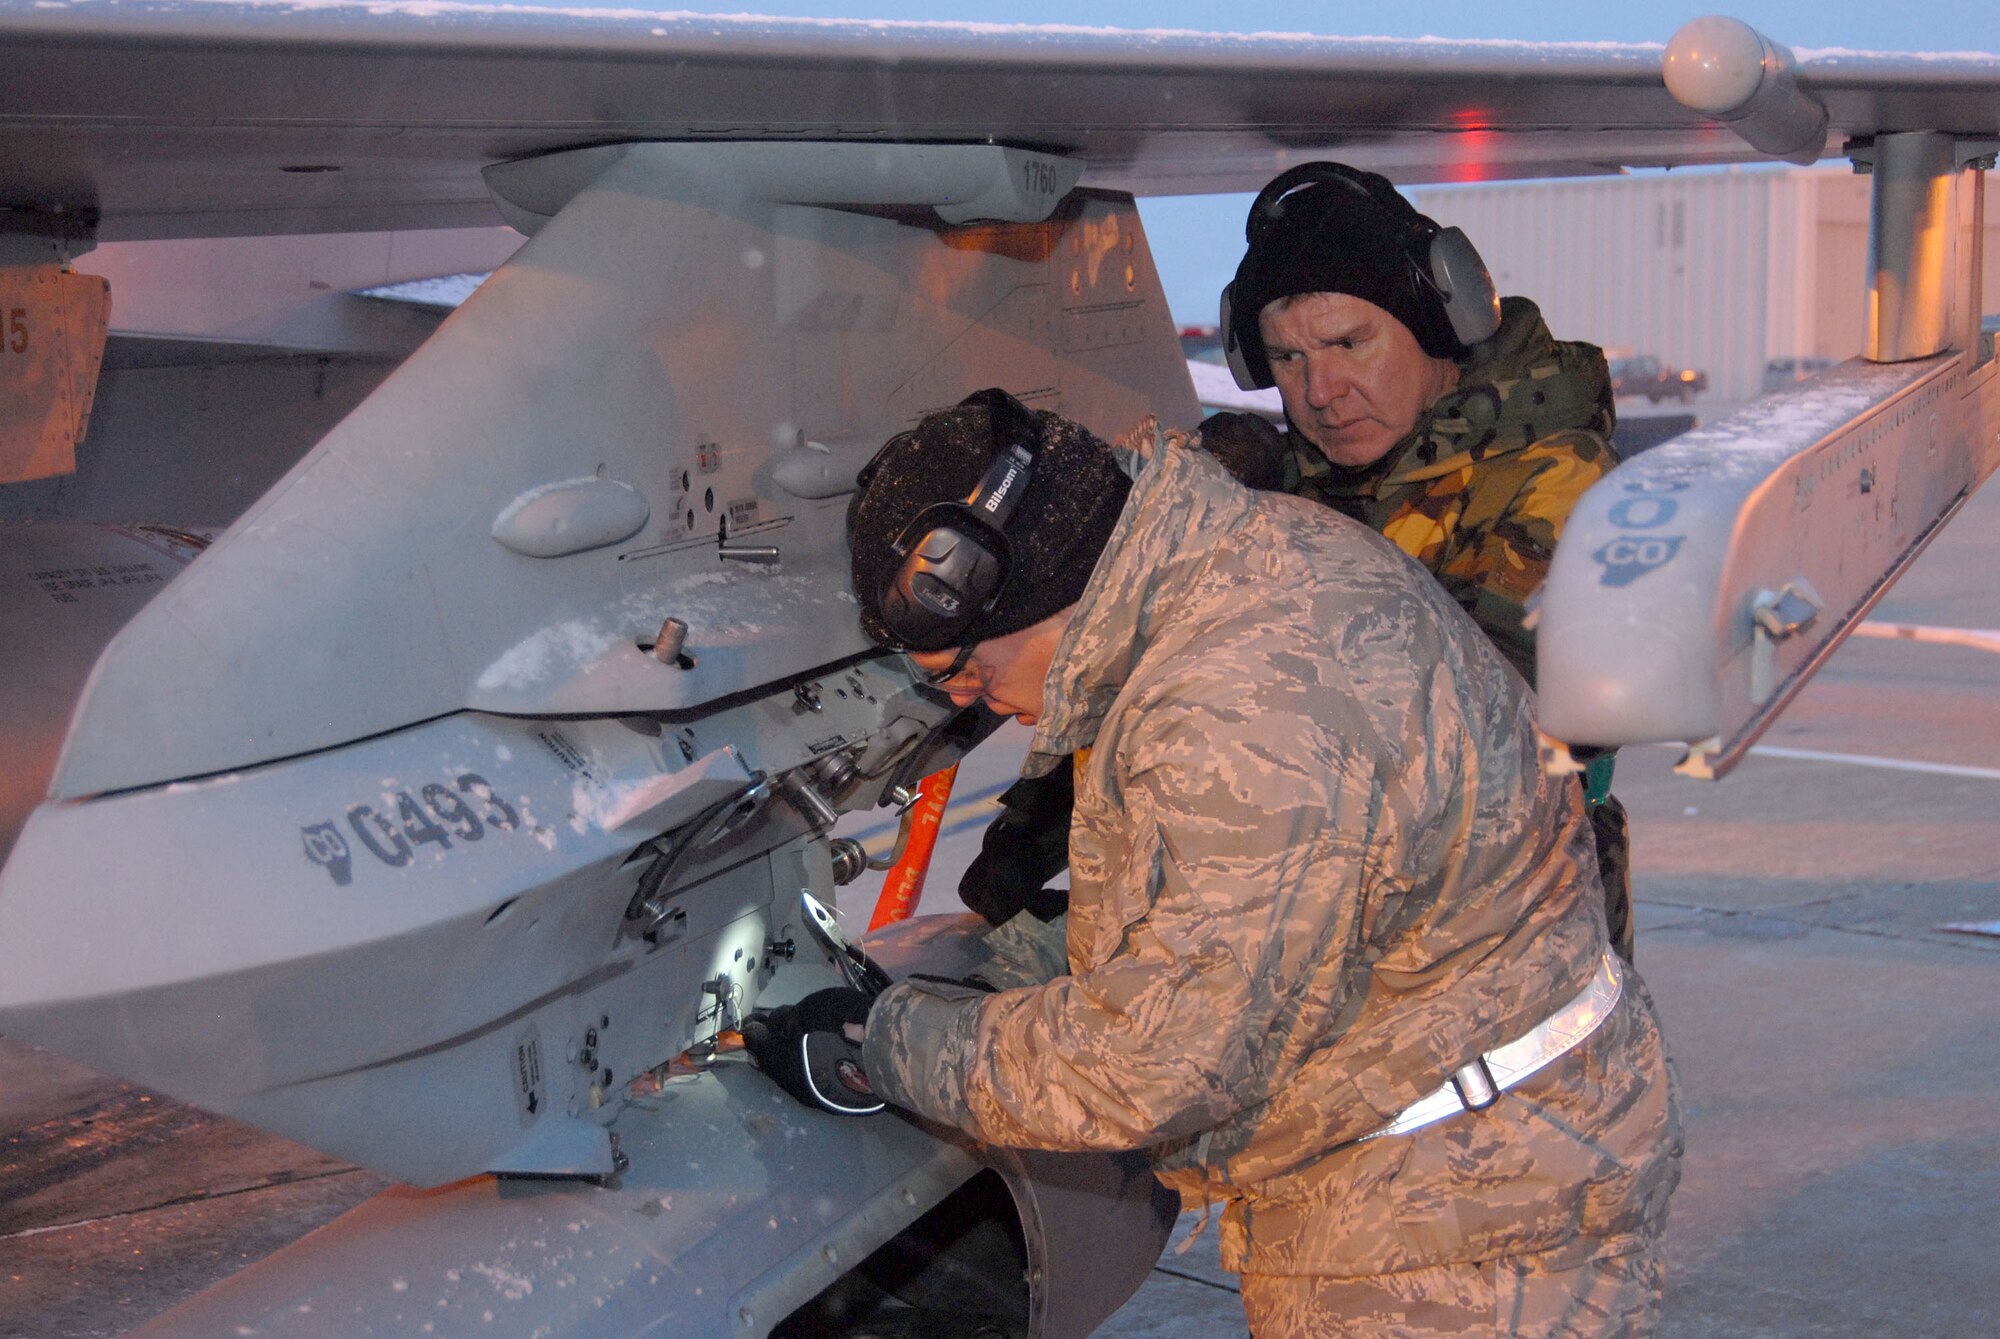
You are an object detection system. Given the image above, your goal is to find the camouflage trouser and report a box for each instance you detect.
[1238,1231,1664,1339]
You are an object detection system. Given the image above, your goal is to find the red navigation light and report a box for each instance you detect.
[1442,107,1502,183]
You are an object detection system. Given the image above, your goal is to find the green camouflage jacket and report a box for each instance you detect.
[1285,296,1617,683]
[861,432,1679,1277]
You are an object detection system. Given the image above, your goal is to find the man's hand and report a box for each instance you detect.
[960,768,1076,926]
[742,987,884,1116]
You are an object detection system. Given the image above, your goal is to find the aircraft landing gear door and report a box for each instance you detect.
[0,240,109,485]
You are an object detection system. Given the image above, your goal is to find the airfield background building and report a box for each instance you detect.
[1412,166,2000,409]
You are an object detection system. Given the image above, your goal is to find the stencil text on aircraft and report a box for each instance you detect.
[301,773,520,884]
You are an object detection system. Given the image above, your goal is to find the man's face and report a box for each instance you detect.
[904,610,1073,727]
[1258,292,1460,469]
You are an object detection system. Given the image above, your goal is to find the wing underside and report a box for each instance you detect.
[2,3,1998,239]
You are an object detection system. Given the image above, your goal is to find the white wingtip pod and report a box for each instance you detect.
[1664,16,1830,166]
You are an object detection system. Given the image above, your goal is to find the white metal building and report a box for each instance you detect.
[1410,167,2000,409]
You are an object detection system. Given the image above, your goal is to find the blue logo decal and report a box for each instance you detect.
[1594,535,1684,587]
[1607,496,1678,530]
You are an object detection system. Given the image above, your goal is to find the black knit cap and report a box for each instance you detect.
[1228,162,1465,386]
[847,392,1131,653]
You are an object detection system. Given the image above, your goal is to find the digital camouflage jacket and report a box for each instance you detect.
[1284,296,1617,683]
[861,433,1680,1278]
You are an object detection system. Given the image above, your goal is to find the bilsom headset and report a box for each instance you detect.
[873,388,1043,650]
[1220,162,1501,392]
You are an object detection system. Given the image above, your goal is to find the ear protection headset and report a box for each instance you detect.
[868,387,1043,650]
[1221,162,1501,392]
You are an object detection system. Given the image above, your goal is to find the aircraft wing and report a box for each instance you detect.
[2,2,1998,240]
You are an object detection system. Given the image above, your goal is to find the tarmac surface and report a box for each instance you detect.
[6,480,2000,1336]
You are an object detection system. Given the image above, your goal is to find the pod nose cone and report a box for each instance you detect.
[1664,16,1769,117]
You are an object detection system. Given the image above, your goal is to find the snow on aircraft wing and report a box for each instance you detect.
[1,2,1998,240]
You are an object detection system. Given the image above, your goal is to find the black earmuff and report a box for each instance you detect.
[877,388,1042,649]
[1223,163,1501,391]
[1425,225,1501,348]
[1220,279,1259,392]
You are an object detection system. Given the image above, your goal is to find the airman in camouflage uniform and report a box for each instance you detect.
[964,163,1634,962]
[832,396,1681,1337]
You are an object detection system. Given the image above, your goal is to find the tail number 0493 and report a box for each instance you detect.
[302,773,521,882]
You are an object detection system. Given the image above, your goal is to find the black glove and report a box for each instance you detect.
[742,987,884,1116]
[1195,411,1289,491]
[959,769,1075,926]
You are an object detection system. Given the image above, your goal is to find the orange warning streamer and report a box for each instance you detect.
[868,763,958,930]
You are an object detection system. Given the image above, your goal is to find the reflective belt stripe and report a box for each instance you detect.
[1360,952,1624,1142]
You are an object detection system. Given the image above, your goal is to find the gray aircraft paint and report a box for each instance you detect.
[1538,179,2000,777]
[3,3,1999,236]
[113,924,1174,1339]
[45,143,1186,800]
[0,140,1195,1334]
[0,522,209,859]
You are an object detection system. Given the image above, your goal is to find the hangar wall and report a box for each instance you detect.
[1411,168,2000,409]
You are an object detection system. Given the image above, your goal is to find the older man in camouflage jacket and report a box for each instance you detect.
[747,390,1681,1337]
[964,162,1636,962]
